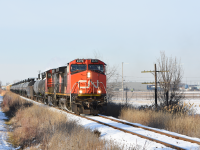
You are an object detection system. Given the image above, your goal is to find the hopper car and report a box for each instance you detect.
[10,59,107,115]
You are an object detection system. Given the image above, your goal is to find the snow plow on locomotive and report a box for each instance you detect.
[10,59,107,115]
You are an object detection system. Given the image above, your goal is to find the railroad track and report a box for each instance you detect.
[21,96,200,150]
[98,115,200,145]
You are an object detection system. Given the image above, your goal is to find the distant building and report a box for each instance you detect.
[108,82,148,91]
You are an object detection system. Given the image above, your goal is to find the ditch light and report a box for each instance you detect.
[87,72,91,78]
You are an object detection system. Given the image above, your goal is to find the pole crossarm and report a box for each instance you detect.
[141,70,169,73]
[141,71,154,73]
[142,82,168,84]
[142,82,155,84]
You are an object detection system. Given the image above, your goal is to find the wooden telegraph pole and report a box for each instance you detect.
[154,64,157,107]
[141,64,168,108]
[122,62,124,101]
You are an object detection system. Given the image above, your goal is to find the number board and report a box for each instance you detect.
[76,59,84,63]
[91,59,98,63]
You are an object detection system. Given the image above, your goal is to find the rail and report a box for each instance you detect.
[98,115,200,145]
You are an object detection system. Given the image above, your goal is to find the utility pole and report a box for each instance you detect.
[122,62,124,101]
[154,64,157,107]
[122,62,129,102]
[126,86,128,105]
[141,64,168,108]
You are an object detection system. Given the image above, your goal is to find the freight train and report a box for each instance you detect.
[10,59,107,115]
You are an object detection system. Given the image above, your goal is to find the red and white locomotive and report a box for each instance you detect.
[10,59,107,115]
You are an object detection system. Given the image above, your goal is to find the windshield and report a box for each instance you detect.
[88,64,104,73]
[71,64,86,73]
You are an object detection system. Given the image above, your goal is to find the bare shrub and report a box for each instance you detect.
[1,92,33,118]
[157,51,184,106]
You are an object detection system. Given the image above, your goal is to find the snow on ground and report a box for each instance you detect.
[22,97,200,150]
[112,98,154,106]
[112,98,200,115]
[184,99,200,114]
[0,95,14,150]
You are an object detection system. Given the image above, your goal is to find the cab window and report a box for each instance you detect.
[88,64,104,73]
[71,64,86,73]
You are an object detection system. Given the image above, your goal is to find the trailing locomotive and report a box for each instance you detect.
[10,59,107,115]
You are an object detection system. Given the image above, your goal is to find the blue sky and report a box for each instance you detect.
[0,0,200,85]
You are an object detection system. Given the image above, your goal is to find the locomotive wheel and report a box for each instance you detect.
[72,104,81,115]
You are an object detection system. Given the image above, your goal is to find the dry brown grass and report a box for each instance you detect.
[0,89,6,96]
[1,92,33,118]
[2,92,130,150]
[120,105,200,138]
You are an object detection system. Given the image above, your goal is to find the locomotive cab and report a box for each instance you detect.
[69,59,107,115]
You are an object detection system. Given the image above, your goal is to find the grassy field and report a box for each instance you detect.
[119,106,200,138]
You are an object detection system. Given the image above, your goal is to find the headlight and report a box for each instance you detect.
[97,90,101,94]
[79,90,83,94]
[87,72,91,78]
